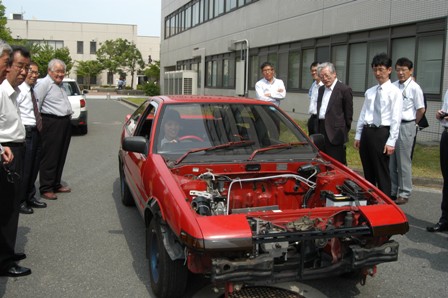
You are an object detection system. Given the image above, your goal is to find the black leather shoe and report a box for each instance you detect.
[19,202,33,214]
[27,198,47,208]
[0,264,31,277]
[13,253,26,261]
[426,222,448,232]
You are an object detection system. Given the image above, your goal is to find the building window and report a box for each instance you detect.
[192,1,200,27]
[287,51,300,89]
[348,43,367,93]
[416,35,443,94]
[301,49,314,90]
[249,55,259,89]
[90,76,97,85]
[107,72,114,85]
[223,59,235,88]
[214,0,225,16]
[77,41,84,54]
[77,75,84,84]
[332,45,347,83]
[367,41,387,88]
[391,37,416,82]
[226,0,237,12]
[90,41,97,54]
[206,60,217,87]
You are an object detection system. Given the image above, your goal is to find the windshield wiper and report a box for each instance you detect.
[174,140,255,165]
[248,142,308,161]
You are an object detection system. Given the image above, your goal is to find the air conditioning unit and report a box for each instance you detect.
[164,70,197,95]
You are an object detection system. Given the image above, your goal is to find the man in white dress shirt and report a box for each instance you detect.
[0,44,32,277]
[390,58,425,205]
[17,62,48,213]
[354,53,402,197]
[255,62,286,107]
[307,61,323,135]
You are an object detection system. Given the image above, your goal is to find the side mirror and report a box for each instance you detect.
[122,136,148,155]
[82,90,89,94]
[309,133,325,151]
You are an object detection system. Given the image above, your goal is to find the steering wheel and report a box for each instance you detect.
[178,135,204,142]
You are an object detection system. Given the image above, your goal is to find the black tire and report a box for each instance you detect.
[148,218,188,298]
[119,160,134,206]
[78,125,88,135]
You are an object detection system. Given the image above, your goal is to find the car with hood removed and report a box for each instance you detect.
[118,95,409,298]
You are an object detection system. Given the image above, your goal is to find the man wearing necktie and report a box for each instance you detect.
[17,62,48,214]
[354,53,402,197]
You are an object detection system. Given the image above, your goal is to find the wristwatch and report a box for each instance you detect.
[0,145,5,155]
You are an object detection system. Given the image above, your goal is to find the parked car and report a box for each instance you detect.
[118,96,409,298]
[62,78,88,134]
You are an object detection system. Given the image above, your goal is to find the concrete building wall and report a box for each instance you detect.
[160,0,448,142]
[7,19,160,89]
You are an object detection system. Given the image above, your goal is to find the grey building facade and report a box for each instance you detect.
[160,0,448,142]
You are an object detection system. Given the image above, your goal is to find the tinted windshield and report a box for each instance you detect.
[154,103,316,162]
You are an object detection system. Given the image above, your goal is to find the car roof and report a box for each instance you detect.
[62,78,76,82]
[150,95,272,105]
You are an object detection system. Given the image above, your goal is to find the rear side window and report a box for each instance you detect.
[63,82,81,96]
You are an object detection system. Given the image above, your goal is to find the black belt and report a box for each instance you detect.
[401,119,415,123]
[364,124,390,129]
[24,125,38,132]
[41,113,71,119]
[1,142,25,147]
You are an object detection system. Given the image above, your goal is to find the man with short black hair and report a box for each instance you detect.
[354,53,402,196]
[307,61,323,135]
[255,62,286,107]
[17,61,47,213]
[390,57,425,205]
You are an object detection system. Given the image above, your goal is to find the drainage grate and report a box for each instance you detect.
[226,286,304,298]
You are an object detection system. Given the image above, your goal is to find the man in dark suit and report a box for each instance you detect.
[316,62,353,164]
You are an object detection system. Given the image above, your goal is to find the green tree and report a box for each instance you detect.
[144,60,160,84]
[27,43,73,77]
[76,60,104,89]
[0,0,13,42]
[96,38,145,88]
[96,39,122,84]
[120,41,145,88]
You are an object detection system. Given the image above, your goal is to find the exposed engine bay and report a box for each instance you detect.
[172,161,399,283]
[175,162,381,217]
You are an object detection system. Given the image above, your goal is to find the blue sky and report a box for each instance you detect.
[3,0,162,36]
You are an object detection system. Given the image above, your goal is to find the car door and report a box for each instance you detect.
[123,101,157,211]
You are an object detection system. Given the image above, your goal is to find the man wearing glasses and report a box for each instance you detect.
[354,53,402,197]
[255,62,286,107]
[17,62,48,214]
[34,59,73,201]
[0,43,32,277]
[390,58,425,205]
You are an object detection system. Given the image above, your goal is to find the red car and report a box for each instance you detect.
[118,95,408,298]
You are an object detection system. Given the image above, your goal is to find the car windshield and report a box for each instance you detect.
[154,103,316,163]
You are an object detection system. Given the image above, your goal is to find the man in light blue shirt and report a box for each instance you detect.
[34,59,73,200]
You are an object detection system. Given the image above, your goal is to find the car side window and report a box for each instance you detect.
[125,101,150,135]
[135,103,157,140]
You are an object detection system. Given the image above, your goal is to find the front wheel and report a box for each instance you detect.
[148,218,188,298]
[118,159,134,206]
